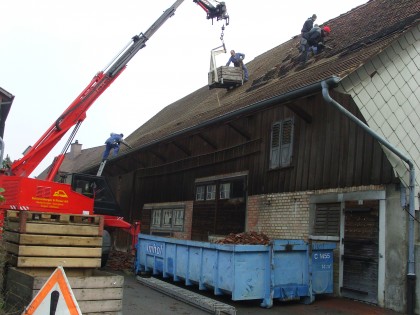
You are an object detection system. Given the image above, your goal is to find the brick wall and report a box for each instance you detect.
[173,201,193,240]
[247,192,311,239]
[247,185,384,239]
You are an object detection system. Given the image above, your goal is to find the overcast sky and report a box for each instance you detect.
[0,0,367,177]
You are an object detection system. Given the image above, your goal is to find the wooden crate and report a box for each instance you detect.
[5,267,123,315]
[4,210,103,268]
[208,66,244,89]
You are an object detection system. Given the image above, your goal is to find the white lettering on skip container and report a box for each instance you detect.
[147,243,164,256]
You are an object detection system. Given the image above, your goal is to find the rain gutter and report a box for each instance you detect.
[321,80,416,315]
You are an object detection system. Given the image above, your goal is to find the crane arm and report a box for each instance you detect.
[10,0,229,178]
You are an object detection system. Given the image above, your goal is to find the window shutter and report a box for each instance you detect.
[314,203,340,236]
[270,122,281,169]
[280,118,293,166]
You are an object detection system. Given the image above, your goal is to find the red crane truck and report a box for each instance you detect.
[0,0,229,263]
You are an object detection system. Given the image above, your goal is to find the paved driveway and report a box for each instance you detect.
[116,270,404,315]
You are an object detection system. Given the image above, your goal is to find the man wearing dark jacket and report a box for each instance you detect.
[301,14,317,35]
[300,14,317,52]
[300,25,331,64]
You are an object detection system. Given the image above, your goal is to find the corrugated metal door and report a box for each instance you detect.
[341,200,379,304]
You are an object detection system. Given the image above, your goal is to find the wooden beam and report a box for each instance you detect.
[171,141,191,156]
[197,133,218,150]
[227,122,251,140]
[150,150,166,162]
[286,103,312,123]
[128,153,146,169]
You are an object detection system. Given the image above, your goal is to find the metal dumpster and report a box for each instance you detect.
[135,234,335,308]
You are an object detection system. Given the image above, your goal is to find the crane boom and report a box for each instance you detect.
[9,0,228,179]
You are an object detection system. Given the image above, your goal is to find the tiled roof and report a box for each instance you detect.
[65,0,420,174]
[38,145,103,179]
[127,0,419,146]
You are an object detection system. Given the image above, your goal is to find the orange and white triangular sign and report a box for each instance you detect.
[22,266,82,315]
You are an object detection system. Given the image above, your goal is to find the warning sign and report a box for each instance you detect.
[22,266,82,315]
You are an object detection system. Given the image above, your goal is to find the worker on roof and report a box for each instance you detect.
[102,133,128,161]
[226,50,249,82]
[300,14,317,52]
[300,25,331,64]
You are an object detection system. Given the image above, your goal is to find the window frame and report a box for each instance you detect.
[206,184,216,200]
[219,182,231,199]
[196,185,205,201]
[149,206,185,232]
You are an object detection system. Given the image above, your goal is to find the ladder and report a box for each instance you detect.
[97,160,107,176]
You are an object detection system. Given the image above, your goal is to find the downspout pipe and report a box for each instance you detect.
[0,136,4,166]
[321,80,416,315]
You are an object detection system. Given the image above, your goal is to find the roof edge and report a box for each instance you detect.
[83,76,342,173]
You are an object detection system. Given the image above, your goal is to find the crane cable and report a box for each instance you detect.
[220,24,225,44]
[220,24,226,52]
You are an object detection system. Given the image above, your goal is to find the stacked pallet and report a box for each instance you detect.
[4,210,103,268]
[208,66,244,89]
[3,210,124,315]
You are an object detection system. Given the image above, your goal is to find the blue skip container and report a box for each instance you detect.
[135,234,335,308]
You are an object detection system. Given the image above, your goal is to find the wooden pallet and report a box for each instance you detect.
[208,66,244,89]
[5,210,103,235]
[5,267,123,315]
[4,210,103,268]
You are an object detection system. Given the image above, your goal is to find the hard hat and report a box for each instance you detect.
[120,133,124,137]
[323,26,331,34]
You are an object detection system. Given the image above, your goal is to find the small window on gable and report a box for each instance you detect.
[270,118,294,169]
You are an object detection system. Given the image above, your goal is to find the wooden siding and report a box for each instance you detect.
[107,91,396,225]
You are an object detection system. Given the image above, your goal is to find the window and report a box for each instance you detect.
[196,186,205,201]
[206,184,216,200]
[269,118,294,169]
[195,178,245,201]
[150,207,185,231]
[173,209,184,229]
[162,209,172,228]
[152,210,161,227]
[220,183,231,199]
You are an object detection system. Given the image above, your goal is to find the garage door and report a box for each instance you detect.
[341,200,379,304]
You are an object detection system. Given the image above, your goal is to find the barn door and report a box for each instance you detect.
[192,176,247,241]
[341,201,379,304]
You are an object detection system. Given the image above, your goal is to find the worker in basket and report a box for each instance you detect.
[226,50,249,82]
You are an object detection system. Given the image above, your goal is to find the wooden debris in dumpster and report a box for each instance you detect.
[215,231,270,245]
